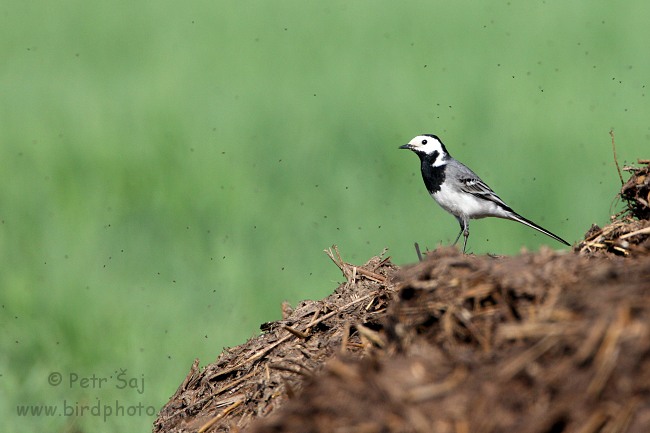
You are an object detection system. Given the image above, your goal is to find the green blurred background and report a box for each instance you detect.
[1,1,647,431]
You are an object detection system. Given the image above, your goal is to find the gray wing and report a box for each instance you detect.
[446,160,570,246]
[447,160,514,211]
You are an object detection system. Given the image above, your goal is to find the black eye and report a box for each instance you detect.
[422,140,428,145]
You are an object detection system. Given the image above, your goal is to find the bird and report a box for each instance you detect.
[399,134,570,253]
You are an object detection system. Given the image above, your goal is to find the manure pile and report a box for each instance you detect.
[154,160,650,433]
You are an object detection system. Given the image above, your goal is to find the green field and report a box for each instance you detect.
[1,1,648,431]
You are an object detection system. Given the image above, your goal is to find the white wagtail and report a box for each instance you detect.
[400,134,570,253]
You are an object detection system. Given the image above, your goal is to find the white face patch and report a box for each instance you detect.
[407,135,447,166]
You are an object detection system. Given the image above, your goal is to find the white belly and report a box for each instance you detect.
[432,183,510,220]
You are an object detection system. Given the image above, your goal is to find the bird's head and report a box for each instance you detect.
[399,134,450,165]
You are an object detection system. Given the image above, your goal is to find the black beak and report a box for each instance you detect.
[399,144,412,150]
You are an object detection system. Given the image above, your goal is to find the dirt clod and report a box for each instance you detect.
[621,159,650,220]
[575,159,650,257]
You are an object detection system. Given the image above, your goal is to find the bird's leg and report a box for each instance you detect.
[452,216,470,254]
[453,217,470,254]
[462,227,469,254]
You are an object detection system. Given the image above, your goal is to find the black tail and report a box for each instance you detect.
[508,212,570,246]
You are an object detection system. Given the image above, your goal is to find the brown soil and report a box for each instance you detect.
[153,160,650,433]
